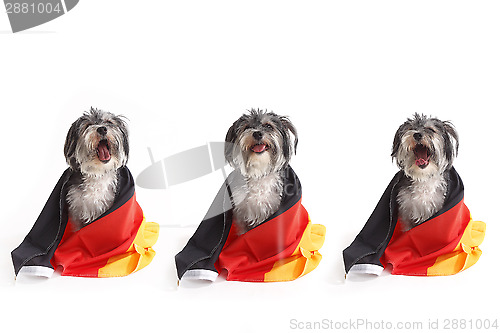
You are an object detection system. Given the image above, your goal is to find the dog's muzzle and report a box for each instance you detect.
[249,131,269,154]
[97,139,111,163]
[412,132,430,169]
[413,143,430,169]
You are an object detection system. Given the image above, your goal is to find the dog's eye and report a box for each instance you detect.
[263,124,273,130]
[427,128,436,133]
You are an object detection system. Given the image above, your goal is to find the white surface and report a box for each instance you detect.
[1,1,499,332]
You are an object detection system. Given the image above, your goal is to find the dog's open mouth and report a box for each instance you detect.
[251,143,269,154]
[414,144,430,169]
[97,139,111,163]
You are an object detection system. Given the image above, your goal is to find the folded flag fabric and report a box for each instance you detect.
[12,167,159,278]
[343,167,485,277]
[175,166,326,282]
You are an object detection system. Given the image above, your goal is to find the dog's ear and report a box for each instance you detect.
[121,129,129,164]
[116,115,130,165]
[442,120,459,161]
[64,118,81,170]
[280,116,298,154]
[391,121,407,161]
[224,122,238,163]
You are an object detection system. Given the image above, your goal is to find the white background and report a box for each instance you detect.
[1,1,499,332]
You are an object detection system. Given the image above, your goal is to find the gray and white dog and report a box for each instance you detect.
[224,109,298,234]
[63,107,129,230]
[392,113,459,231]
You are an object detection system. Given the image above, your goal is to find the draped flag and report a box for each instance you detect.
[12,167,159,278]
[175,166,325,282]
[343,167,485,277]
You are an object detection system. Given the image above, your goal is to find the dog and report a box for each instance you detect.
[224,109,298,234]
[63,107,129,230]
[391,113,459,231]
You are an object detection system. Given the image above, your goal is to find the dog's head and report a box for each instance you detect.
[224,109,298,178]
[64,107,129,175]
[392,113,458,181]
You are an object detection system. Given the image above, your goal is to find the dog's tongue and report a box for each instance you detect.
[97,141,111,161]
[415,158,428,167]
[414,145,429,167]
[252,144,267,153]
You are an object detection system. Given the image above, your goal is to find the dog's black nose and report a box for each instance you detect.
[253,131,263,140]
[413,132,423,141]
[97,126,107,136]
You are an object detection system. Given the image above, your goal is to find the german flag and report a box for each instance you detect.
[343,167,485,277]
[175,166,325,282]
[12,167,159,278]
